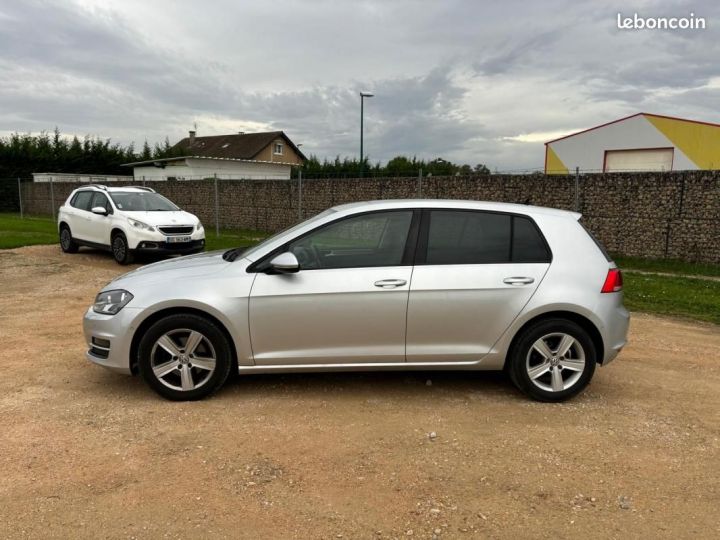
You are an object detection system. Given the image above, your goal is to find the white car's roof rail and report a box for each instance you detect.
[86,184,108,191]
[131,186,156,193]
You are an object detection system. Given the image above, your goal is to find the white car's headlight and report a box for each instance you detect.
[93,290,134,315]
[196,221,204,232]
[128,218,155,232]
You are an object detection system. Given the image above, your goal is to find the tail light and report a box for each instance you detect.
[601,268,623,293]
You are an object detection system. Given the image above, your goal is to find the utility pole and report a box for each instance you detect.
[17,178,23,219]
[214,173,220,237]
[359,91,374,177]
[298,169,303,221]
[575,166,580,212]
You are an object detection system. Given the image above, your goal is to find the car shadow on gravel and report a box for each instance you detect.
[88,369,522,403]
[223,370,523,402]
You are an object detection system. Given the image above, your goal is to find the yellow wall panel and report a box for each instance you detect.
[545,146,569,174]
[646,115,720,169]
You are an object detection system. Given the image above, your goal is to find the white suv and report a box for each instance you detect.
[58,185,205,264]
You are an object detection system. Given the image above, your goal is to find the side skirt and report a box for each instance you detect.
[75,239,112,252]
[237,359,504,375]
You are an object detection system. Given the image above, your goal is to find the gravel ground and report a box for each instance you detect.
[1,245,719,539]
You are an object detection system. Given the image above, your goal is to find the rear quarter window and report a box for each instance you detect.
[512,216,551,263]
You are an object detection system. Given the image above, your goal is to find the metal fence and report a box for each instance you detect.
[4,170,719,264]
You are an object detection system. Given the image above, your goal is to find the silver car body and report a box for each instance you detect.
[83,200,629,375]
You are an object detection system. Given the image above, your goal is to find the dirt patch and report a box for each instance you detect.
[1,244,719,539]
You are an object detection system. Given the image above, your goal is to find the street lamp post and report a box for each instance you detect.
[360,91,374,177]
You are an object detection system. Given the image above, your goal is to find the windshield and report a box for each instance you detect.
[109,192,179,211]
[241,208,338,259]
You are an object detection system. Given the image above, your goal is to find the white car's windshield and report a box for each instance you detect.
[110,192,179,211]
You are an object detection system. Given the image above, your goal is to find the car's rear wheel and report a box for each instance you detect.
[508,319,596,402]
[112,232,134,265]
[138,314,232,401]
[59,225,79,253]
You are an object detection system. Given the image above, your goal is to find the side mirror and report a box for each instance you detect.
[269,252,300,274]
[91,206,108,216]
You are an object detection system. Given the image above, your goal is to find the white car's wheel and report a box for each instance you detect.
[111,232,134,265]
[59,225,79,253]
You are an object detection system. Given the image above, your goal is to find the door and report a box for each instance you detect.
[67,190,95,241]
[86,192,113,245]
[406,210,551,362]
[603,148,673,172]
[249,210,417,365]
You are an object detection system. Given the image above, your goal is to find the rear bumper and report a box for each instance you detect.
[134,239,205,255]
[599,299,630,365]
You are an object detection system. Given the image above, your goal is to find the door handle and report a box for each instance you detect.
[374,279,407,289]
[503,277,535,286]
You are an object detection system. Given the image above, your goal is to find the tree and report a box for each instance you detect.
[140,140,152,161]
[474,163,491,175]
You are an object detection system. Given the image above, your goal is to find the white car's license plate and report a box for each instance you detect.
[167,236,191,243]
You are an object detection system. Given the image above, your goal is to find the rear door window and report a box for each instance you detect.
[425,210,511,264]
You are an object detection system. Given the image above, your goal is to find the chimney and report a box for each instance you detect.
[188,130,196,145]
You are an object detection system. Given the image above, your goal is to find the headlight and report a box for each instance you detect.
[128,218,155,232]
[93,290,134,315]
[196,221,204,232]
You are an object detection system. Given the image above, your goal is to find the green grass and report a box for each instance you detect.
[622,272,720,325]
[204,228,267,251]
[614,254,720,278]
[0,213,58,249]
[0,212,268,251]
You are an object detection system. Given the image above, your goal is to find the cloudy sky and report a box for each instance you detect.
[1,0,719,170]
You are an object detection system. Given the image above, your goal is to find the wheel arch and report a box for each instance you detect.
[504,310,605,368]
[129,306,239,375]
[110,226,127,240]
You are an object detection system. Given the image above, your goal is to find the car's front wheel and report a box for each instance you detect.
[111,232,134,265]
[137,314,233,400]
[508,318,596,402]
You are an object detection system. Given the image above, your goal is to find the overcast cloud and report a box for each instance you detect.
[1,0,719,170]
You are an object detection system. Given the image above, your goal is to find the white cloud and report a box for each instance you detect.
[1,0,719,171]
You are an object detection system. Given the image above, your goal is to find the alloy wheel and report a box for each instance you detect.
[525,332,586,393]
[150,329,217,392]
[60,229,71,250]
[112,236,126,261]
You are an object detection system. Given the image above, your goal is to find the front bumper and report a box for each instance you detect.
[83,306,144,375]
[135,239,205,255]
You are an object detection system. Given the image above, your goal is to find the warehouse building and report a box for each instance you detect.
[545,113,720,174]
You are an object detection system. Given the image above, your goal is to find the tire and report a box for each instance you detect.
[59,225,79,253]
[508,318,596,402]
[137,313,233,401]
[111,232,134,265]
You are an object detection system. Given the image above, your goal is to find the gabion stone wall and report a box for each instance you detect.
[20,171,720,263]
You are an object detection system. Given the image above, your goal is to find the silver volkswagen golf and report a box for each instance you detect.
[83,200,629,402]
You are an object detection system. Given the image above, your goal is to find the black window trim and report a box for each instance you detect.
[70,189,97,212]
[248,208,422,273]
[414,208,553,266]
